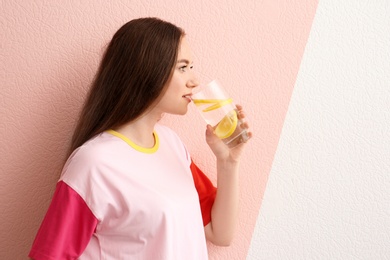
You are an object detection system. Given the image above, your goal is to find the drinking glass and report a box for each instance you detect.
[191,80,250,148]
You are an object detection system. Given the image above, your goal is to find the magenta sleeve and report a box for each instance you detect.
[29,181,98,260]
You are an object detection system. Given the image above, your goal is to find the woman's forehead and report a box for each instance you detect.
[178,36,194,62]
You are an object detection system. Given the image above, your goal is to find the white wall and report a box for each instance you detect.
[247,1,390,259]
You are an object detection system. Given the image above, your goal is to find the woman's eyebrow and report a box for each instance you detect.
[177,59,191,64]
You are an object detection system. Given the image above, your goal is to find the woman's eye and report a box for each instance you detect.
[179,64,193,72]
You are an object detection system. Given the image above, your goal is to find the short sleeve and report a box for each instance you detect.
[29,181,98,260]
[190,161,217,226]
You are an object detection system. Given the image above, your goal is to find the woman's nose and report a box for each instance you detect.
[187,77,199,88]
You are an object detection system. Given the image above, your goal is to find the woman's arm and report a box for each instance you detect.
[204,158,240,246]
[204,104,252,246]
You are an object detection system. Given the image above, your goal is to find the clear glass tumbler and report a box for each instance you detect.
[191,80,250,148]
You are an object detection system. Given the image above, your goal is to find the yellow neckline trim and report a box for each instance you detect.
[106,129,159,154]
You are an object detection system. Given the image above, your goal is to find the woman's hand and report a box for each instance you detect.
[205,104,252,162]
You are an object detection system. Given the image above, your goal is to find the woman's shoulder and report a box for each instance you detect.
[155,123,191,162]
[60,133,123,182]
[65,132,122,167]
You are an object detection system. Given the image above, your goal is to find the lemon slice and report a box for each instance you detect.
[192,99,227,104]
[214,110,238,139]
[192,98,233,112]
[202,98,233,112]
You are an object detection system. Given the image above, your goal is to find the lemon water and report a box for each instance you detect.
[193,98,248,147]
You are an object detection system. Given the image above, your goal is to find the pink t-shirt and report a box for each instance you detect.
[29,124,216,260]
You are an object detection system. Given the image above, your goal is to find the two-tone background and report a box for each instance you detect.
[1,0,389,259]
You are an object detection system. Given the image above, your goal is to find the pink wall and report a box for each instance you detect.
[0,1,317,259]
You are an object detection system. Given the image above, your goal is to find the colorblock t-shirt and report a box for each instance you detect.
[29,124,217,260]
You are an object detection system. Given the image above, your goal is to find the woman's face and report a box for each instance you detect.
[154,36,199,115]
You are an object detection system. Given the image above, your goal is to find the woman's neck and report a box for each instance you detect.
[114,111,162,148]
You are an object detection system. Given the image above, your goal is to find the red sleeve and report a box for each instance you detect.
[190,160,217,226]
[29,181,98,260]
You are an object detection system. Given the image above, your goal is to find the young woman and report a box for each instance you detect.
[29,17,251,260]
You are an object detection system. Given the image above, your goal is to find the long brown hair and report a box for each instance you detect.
[69,17,184,155]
